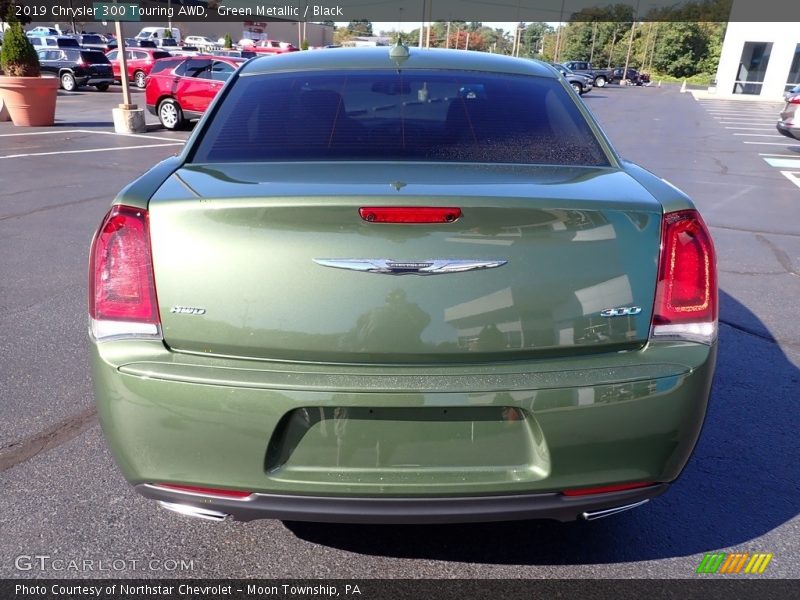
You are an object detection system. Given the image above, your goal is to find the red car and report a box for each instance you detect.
[106,47,173,88]
[145,55,245,130]
[250,39,299,54]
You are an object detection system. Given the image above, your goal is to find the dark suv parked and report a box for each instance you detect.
[36,48,115,91]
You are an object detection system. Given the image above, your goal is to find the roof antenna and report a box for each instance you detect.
[390,35,410,65]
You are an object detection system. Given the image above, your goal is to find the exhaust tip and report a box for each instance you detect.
[158,501,229,522]
[581,499,649,521]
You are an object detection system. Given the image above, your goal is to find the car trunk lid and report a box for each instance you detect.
[148,163,662,363]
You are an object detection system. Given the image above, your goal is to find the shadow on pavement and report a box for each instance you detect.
[286,290,799,565]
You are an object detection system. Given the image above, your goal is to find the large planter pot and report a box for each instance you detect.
[0,75,59,126]
[0,94,11,121]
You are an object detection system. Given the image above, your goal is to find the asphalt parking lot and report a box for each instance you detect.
[1,83,798,579]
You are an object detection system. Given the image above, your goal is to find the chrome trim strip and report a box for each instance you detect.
[313,258,507,275]
[158,501,229,522]
[581,499,649,521]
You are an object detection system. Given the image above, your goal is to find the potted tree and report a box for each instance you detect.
[0,10,59,126]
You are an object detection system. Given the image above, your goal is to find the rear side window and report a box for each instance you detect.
[58,38,80,48]
[191,69,609,166]
[81,51,110,64]
[184,58,212,78]
[150,58,182,75]
[153,51,172,60]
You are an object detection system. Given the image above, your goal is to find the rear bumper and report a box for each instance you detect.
[137,482,668,523]
[92,340,715,522]
[82,76,114,86]
[776,122,800,141]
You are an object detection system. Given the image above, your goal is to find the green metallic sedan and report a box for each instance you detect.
[89,46,717,523]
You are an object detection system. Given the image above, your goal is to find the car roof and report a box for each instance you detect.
[240,47,558,79]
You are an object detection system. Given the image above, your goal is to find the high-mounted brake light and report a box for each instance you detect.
[650,209,717,344]
[89,205,161,341]
[359,207,462,224]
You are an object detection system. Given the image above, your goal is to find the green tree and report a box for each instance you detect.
[346,20,373,37]
[0,0,32,26]
[0,9,39,76]
[223,33,233,49]
[520,22,553,58]
[650,22,711,78]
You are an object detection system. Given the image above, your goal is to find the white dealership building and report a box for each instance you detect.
[713,9,800,100]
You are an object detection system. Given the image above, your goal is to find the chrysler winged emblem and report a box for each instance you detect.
[313,258,507,275]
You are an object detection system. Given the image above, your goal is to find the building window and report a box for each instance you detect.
[733,41,773,95]
[786,43,800,92]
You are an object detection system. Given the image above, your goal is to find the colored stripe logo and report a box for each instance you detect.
[697,552,773,574]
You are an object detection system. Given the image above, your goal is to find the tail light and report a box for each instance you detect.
[790,96,800,105]
[153,484,253,500]
[563,482,654,496]
[89,205,161,341]
[650,209,717,344]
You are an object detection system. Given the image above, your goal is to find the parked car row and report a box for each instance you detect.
[550,63,593,95]
[560,61,651,87]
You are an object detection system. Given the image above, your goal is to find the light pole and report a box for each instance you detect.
[622,0,641,84]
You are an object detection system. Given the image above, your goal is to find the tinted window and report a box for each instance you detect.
[150,58,182,75]
[184,58,212,78]
[191,70,609,166]
[58,38,80,48]
[211,61,236,81]
[81,50,110,64]
[153,51,172,60]
[174,59,188,77]
[81,35,104,44]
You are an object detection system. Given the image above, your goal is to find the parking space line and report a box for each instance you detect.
[734,133,785,137]
[780,171,800,189]
[759,153,800,157]
[0,143,184,159]
[0,129,88,137]
[744,141,800,146]
[725,126,776,130]
[0,128,183,143]
[764,158,800,168]
[77,129,185,143]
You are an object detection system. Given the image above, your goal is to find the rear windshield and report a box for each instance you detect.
[80,50,110,64]
[81,35,104,44]
[190,69,609,166]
